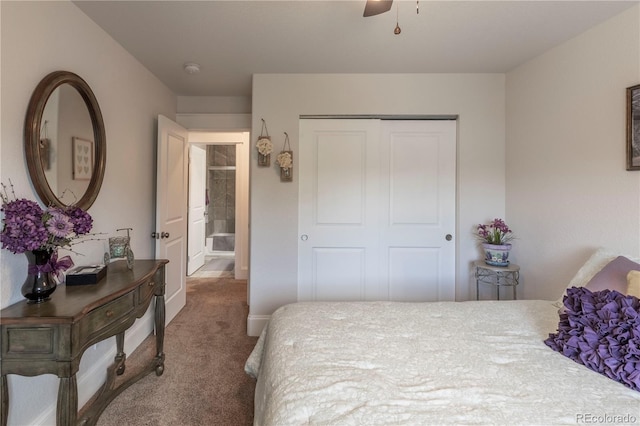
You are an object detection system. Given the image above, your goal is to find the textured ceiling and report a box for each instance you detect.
[73,1,638,97]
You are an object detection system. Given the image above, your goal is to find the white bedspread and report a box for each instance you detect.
[245,300,640,425]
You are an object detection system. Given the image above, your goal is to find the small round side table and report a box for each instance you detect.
[474,260,520,300]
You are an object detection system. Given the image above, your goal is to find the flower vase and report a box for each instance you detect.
[21,249,57,303]
[482,243,511,267]
[280,167,292,182]
[258,153,270,167]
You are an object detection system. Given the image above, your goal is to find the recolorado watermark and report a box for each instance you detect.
[576,413,638,424]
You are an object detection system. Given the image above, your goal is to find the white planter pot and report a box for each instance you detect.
[482,243,511,267]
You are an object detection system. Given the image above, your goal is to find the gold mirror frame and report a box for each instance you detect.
[24,71,106,210]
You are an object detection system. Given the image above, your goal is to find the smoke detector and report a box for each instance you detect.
[183,62,200,75]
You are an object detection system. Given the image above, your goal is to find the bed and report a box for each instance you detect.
[245,249,640,425]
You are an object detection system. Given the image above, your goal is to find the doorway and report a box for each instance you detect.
[186,131,250,280]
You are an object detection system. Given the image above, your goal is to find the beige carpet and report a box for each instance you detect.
[96,277,258,426]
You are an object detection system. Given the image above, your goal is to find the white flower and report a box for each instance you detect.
[256,137,273,155]
[277,151,293,169]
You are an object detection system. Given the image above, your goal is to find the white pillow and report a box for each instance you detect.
[626,270,640,298]
[553,247,640,308]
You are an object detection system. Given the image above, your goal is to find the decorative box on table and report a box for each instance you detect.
[66,265,107,286]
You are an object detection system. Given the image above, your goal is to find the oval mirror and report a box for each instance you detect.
[24,71,106,210]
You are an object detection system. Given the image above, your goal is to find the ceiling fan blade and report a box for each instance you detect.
[363,0,393,17]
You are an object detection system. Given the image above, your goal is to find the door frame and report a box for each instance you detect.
[176,113,251,282]
[186,131,250,280]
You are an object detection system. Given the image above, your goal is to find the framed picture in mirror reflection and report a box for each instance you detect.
[73,137,94,180]
[627,84,640,170]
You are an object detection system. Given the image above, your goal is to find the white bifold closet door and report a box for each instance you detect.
[298,119,456,302]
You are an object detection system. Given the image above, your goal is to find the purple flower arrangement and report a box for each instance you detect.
[545,286,640,391]
[1,183,93,254]
[476,218,514,245]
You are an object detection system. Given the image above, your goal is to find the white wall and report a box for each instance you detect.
[0,2,176,425]
[248,73,506,335]
[177,95,251,114]
[506,6,640,301]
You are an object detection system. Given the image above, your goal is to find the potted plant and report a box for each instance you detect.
[1,181,95,302]
[476,218,514,267]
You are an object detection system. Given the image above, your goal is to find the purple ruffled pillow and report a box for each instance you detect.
[544,286,640,391]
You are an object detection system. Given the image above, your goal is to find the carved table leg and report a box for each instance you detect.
[1,375,8,426]
[115,331,126,375]
[154,295,165,376]
[56,375,78,426]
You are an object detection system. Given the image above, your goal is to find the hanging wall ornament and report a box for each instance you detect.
[39,120,51,170]
[276,132,293,182]
[256,118,273,167]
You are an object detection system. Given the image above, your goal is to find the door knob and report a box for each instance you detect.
[151,232,159,239]
[445,234,452,241]
[301,234,309,241]
[161,232,170,239]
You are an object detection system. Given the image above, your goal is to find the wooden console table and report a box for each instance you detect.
[0,259,168,426]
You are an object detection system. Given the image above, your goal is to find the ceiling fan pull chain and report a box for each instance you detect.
[417,1,419,14]
[394,3,401,35]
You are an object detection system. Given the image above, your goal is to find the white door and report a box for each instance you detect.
[156,115,188,325]
[379,120,456,301]
[187,144,206,275]
[298,119,456,302]
[298,119,381,301]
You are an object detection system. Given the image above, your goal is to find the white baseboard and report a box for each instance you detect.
[26,311,154,425]
[247,314,271,337]
[235,266,248,280]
